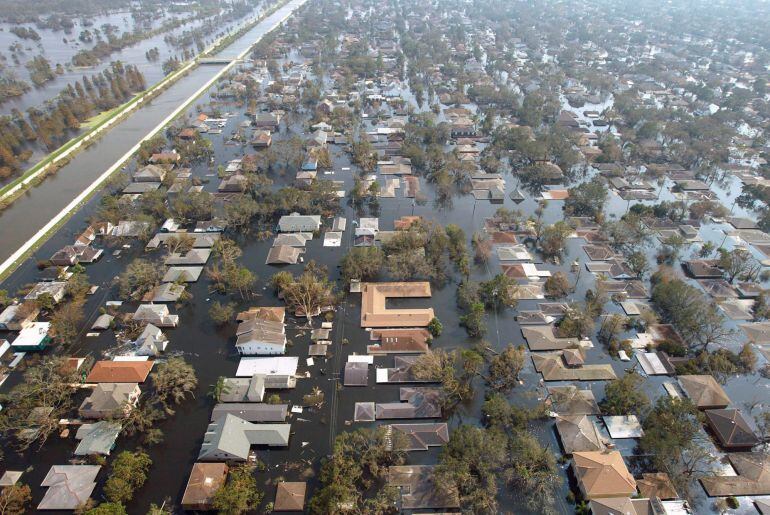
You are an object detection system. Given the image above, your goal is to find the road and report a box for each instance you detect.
[0,0,307,278]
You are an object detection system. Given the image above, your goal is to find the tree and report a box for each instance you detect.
[209,301,235,326]
[339,247,384,285]
[0,484,32,515]
[657,234,687,264]
[600,371,650,416]
[212,464,263,515]
[224,196,259,233]
[412,349,481,407]
[717,247,757,283]
[427,317,443,337]
[471,232,492,264]
[281,271,334,326]
[460,301,486,337]
[508,430,559,513]
[565,178,608,218]
[481,392,533,430]
[0,290,11,309]
[118,259,162,300]
[539,221,571,261]
[479,274,518,310]
[150,358,198,415]
[556,303,595,338]
[0,358,80,449]
[435,425,507,513]
[544,271,571,298]
[651,273,734,352]
[84,503,128,515]
[626,250,649,278]
[639,397,711,496]
[103,451,152,504]
[50,297,85,345]
[487,344,525,391]
[308,428,405,514]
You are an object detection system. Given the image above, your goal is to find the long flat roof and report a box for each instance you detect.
[236,357,298,377]
[360,282,434,328]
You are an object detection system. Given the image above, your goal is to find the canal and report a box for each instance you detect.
[0,0,307,271]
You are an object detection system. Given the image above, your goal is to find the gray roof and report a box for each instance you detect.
[79,383,138,418]
[277,213,321,232]
[211,403,288,422]
[388,423,449,451]
[38,465,100,510]
[145,283,186,302]
[74,421,122,456]
[198,414,290,461]
[91,314,114,330]
[354,402,376,422]
[164,249,212,266]
[134,324,168,356]
[220,375,266,403]
[344,362,369,386]
[162,266,204,283]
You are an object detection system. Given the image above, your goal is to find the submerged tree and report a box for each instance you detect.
[212,464,263,515]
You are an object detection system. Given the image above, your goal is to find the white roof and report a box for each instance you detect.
[12,322,50,348]
[637,352,668,375]
[236,357,298,377]
[347,355,374,364]
[603,415,644,438]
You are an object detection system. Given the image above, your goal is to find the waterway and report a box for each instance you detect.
[0,2,768,512]
[0,0,307,267]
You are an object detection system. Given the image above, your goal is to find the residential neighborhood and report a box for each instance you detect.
[1,0,770,513]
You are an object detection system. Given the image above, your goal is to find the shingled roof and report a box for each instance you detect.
[572,451,637,499]
[705,409,760,450]
[679,375,730,409]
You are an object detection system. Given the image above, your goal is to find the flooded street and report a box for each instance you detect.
[1,0,770,513]
[0,0,307,268]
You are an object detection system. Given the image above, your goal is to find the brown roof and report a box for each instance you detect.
[555,415,605,454]
[360,282,434,328]
[266,245,302,264]
[532,352,617,381]
[637,472,678,500]
[679,375,730,409]
[86,361,153,383]
[274,482,306,511]
[573,451,637,499]
[367,329,430,354]
[394,216,422,230]
[589,497,651,515]
[181,463,227,510]
[236,306,285,323]
[705,409,760,449]
[548,386,600,416]
[701,452,770,497]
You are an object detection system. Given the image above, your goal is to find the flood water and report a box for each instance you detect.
[0,5,265,116]
[0,0,307,266]
[1,4,769,515]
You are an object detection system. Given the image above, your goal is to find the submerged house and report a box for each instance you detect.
[79,383,140,419]
[572,451,637,500]
[182,463,228,511]
[198,414,290,461]
[277,213,322,233]
[131,304,179,327]
[37,465,100,510]
[11,322,51,351]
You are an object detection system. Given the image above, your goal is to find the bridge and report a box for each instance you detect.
[197,57,251,65]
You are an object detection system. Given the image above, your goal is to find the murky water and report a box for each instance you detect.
[0,0,306,265]
[0,5,769,514]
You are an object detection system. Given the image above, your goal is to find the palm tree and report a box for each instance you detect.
[208,376,230,401]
